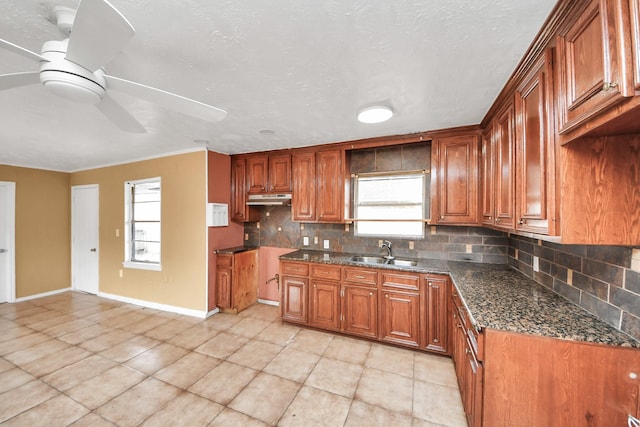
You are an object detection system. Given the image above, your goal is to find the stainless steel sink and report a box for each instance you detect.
[350,256,418,267]
[350,256,387,264]
[388,259,418,267]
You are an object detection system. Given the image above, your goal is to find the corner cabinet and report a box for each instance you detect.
[280,259,450,355]
[292,150,344,223]
[432,134,479,225]
[556,0,634,139]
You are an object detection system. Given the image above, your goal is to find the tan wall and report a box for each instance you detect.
[0,165,71,298]
[70,151,207,311]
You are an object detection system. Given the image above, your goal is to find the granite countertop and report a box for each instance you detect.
[215,246,258,254]
[280,249,639,348]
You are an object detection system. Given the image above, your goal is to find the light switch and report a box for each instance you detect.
[314,236,318,244]
[303,236,309,246]
[323,239,330,249]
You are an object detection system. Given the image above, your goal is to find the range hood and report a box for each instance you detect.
[246,193,292,206]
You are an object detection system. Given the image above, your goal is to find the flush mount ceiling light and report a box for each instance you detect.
[357,105,394,124]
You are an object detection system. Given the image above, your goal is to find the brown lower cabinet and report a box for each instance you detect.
[215,249,258,314]
[451,283,640,426]
[280,260,449,355]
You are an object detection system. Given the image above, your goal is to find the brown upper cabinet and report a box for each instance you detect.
[230,157,259,222]
[515,49,558,236]
[493,102,516,231]
[432,134,480,225]
[292,149,345,222]
[556,0,635,139]
[247,154,291,194]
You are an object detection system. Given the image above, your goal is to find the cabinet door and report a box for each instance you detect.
[515,49,557,235]
[342,285,378,339]
[380,289,421,348]
[292,152,316,221]
[230,158,259,222]
[556,0,632,135]
[424,276,449,354]
[215,268,231,308]
[464,338,482,427]
[493,103,515,230]
[268,155,292,193]
[480,128,495,226]
[281,276,308,324]
[433,135,479,224]
[247,156,268,194]
[316,150,344,222]
[309,280,340,331]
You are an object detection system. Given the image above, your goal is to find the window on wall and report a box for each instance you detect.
[354,172,427,238]
[124,178,161,270]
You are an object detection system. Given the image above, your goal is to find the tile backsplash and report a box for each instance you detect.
[509,234,640,340]
[244,206,508,263]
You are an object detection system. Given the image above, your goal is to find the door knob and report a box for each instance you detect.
[0,249,6,253]
[90,248,97,252]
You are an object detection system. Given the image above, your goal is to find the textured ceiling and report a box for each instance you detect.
[0,0,557,172]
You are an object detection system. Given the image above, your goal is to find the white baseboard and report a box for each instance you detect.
[206,307,220,317]
[98,291,208,318]
[258,298,280,307]
[14,287,72,302]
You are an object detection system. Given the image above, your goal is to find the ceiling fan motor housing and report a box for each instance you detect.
[39,39,106,104]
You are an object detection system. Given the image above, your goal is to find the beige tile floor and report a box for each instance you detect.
[0,291,467,426]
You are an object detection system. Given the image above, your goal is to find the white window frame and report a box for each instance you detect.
[354,171,427,238]
[123,177,162,271]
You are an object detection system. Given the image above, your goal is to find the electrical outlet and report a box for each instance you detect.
[266,212,270,217]
[344,224,349,232]
[533,256,539,272]
[244,233,249,240]
[378,240,383,247]
[256,222,260,229]
[277,226,282,232]
[323,239,330,249]
[300,223,305,230]
[314,236,318,244]
[409,241,414,250]
[303,236,309,246]
[119,269,123,278]
[115,228,120,237]
[466,244,473,253]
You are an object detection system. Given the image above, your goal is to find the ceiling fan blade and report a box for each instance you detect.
[104,74,227,123]
[0,72,41,91]
[95,94,146,133]
[0,38,48,63]
[65,0,135,72]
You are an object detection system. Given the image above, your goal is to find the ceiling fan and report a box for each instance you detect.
[0,0,226,133]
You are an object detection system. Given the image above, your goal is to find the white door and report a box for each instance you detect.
[72,185,99,294]
[0,182,16,303]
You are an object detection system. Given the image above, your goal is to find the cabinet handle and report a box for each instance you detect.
[603,81,618,91]
[495,218,501,223]
[354,275,365,279]
[465,348,469,354]
[518,218,525,225]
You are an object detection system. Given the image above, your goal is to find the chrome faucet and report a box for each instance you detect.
[382,240,394,259]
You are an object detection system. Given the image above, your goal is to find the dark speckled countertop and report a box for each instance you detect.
[280,250,639,348]
[215,246,258,254]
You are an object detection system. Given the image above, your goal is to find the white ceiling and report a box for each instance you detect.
[0,0,557,172]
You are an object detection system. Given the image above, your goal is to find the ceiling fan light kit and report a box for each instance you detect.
[40,40,106,104]
[0,0,226,132]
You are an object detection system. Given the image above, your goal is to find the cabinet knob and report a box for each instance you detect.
[465,348,469,354]
[518,218,525,225]
[603,81,618,91]
[434,338,439,343]
[385,294,389,298]
[440,215,445,220]
[369,292,373,296]
[630,372,638,380]
[495,218,501,223]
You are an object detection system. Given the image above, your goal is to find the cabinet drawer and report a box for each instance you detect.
[343,268,378,286]
[281,261,309,277]
[381,272,420,291]
[310,264,341,281]
[216,254,233,269]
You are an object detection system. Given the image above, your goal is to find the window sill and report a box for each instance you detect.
[123,261,162,271]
